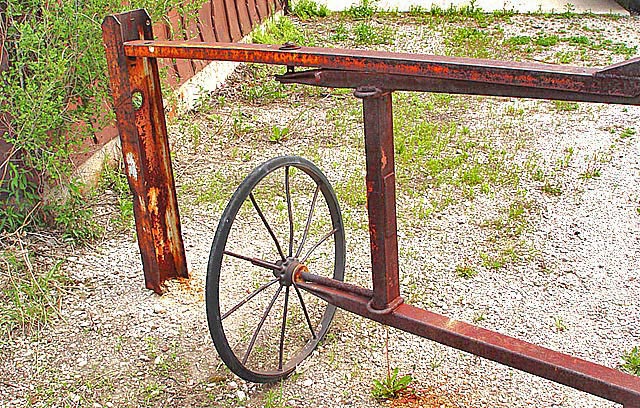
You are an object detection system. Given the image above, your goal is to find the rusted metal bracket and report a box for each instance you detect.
[102,10,188,294]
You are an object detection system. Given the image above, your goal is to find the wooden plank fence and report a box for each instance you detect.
[157,0,286,87]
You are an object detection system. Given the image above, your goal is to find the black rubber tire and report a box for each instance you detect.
[206,156,345,383]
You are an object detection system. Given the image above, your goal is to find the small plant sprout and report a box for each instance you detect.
[270,125,290,143]
[620,127,636,139]
[579,164,601,180]
[473,311,486,322]
[455,263,478,279]
[371,367,413,400]
[621,346,640,376]
[542,180,562,196]
[553,316,567,332]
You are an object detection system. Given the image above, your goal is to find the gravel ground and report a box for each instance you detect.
[1,10,639,408]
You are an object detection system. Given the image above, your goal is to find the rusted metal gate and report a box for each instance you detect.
[103,8,640,407]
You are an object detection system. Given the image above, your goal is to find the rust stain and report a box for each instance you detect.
[148,186,159,215]
[366,180,375,194]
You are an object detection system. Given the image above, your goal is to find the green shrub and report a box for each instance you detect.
[291,0,330,19]
[0,1,202,235]
[621,346,640,376]
[346,0,377,19]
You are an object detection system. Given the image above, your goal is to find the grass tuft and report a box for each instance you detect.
[0,249,67,338]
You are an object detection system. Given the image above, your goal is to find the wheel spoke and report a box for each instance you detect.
[223,251,282,271]
[285,166,294,258]
[301,228,338,263]
[293,283,317,339]
[295,184,320,259]
[221,278,279,321]
[249,192,285,260]
[243,285,283,365]
[278,286,290,370]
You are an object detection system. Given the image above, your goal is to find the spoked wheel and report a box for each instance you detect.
[207,156,346,383]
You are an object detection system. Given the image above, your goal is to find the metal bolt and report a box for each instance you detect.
[280,41,301,50]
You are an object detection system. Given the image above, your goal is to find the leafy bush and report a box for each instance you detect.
[0,0,201,236]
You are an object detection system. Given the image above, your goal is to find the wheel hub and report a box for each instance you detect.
[275,258,307,286]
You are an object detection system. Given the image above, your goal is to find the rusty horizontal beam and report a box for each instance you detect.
[297,272,640,407]
[123,40,640,99]
[277,69,640,105]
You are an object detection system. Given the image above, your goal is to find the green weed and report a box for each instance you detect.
[553,316,567,332]
[331,23,350,42]
[141,382,166,403]
[553,101,579,112]
[353,22,394,45]
[426,0,489,23]
[445,27,497,59]
[0,161,41,232]
[270,126,290,143]
[371,367,412,400]
[0,250,67,336]
[408,5,426,16]
[480,252,507,270]
[346,0,377,19]
[181,172,235,211]
[242,79,288,102]
[620,128,636,139]
[455,264,478,279]
[252,16,311,46]
[542,180,563,196]
[579,157,601,180]
[472,311,486,322]
[504,35,531,46]
[555,51,577,63]
[621,346,640,376]
[263,383,292,408]
[291,0,329,19]
[536,35,559,47]
[47,181,102,243]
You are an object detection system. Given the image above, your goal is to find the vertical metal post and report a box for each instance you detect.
[355,87,402,312]
[102,10,188,294]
